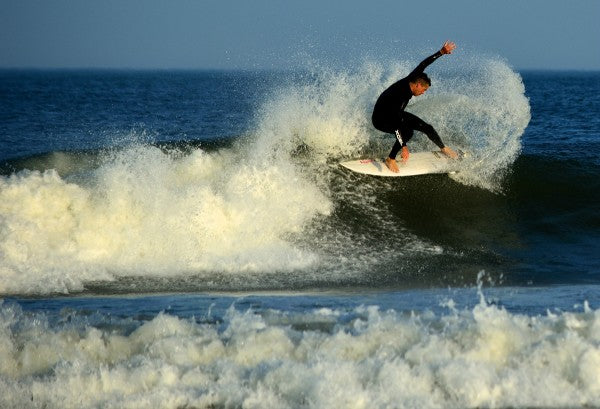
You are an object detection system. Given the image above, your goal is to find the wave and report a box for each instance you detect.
[0,57,532,295]
[1,288,599,408]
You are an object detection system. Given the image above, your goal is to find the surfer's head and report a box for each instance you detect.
[410,73,431,96]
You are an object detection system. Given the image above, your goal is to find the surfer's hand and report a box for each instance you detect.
[400,146,410,163]
[385,157,399,173]
[441,146,458,159]
[441,41,456,55]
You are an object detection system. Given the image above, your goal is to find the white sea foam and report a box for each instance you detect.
[0,145,332,294]
[0,296,598,409]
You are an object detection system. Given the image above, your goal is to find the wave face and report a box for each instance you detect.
[1,58,533,295]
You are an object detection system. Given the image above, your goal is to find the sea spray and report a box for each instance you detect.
[249,56,529,190]
[402,57,530,191]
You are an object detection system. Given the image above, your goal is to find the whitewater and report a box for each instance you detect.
[2,283,600,409]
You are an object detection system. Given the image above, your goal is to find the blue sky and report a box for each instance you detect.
[1,0,599,70]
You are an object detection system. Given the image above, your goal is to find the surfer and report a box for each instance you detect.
[372,41,459,173]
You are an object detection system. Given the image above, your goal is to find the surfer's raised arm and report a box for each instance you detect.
[407,41,457,82]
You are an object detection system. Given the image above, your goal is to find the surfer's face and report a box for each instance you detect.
[411,82,429,96]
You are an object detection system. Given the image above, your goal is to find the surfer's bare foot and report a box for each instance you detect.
[441,146,458,159]
[385,157,399,173]
[400,146,410,163]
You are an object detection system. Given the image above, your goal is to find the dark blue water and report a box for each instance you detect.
[1,63,599,408]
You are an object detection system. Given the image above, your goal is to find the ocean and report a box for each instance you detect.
[1,57,599,408]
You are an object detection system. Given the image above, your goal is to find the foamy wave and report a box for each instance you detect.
[1,297,598,408]
[0,145,332,294]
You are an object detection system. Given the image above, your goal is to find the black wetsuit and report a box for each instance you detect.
[372,50,445,159]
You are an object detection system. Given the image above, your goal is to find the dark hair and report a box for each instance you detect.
[412,73,431,87]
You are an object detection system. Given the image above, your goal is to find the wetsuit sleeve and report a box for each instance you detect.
[406,51,443,81]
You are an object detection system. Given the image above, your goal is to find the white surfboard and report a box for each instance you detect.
[340,150,467,177]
